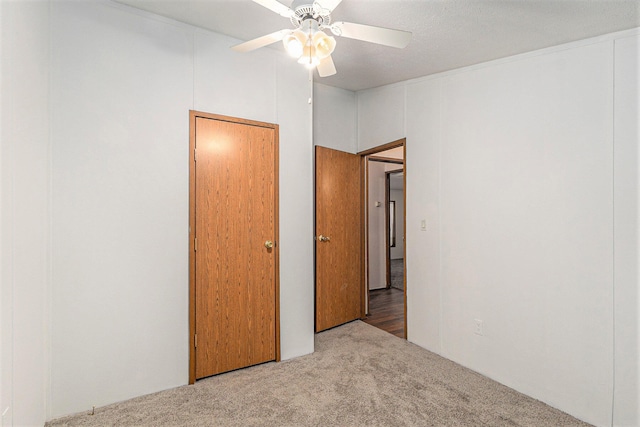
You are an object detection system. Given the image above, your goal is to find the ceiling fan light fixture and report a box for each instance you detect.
[297,45,320,68]
[312,31,336,59]
[238,0,412,79]
[283,29,307,58]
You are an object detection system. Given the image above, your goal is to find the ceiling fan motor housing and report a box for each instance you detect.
[290,1,332,29]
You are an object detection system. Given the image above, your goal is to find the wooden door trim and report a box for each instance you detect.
[358,139,406,157]
[189,110,280,384]
[189,112,196,384]
[274,129,281,364]
[192,111,279,129]
[363,157,369,315]
[368,156,404,164]
[360,155,366,319]
[403,143,407,339]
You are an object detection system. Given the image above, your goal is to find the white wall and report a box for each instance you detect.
[1,1,50,425]
[0,0,314,422]
[276,55,315,361]
[439,41,613,427]
[51,2,193,417]
[357,30,640,427]
[313,83,357,153]
[358,85,405,151]
[612,33,640,427]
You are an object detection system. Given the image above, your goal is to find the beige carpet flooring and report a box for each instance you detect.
[47,321,592,427]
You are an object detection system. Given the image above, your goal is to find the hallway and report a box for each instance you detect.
[364,288,404,338]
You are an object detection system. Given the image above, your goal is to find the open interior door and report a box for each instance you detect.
[315,145,363,332]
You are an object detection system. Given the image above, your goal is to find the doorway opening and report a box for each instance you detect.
[387,169,404,292]
[360,140,406,339]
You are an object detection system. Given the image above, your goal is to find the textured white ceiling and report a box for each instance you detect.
[115,0,640,91]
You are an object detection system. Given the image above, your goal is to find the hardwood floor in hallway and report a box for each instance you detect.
[363,288,404,338]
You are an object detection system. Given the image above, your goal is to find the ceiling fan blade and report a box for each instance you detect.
[332,21,412,48]
[317,55,337,77]
[231,30,289,53]
[252,0,294,18]
[315,0,343,13]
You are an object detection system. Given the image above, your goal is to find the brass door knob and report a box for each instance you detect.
[318,235,331,242]
[264,240,274,249]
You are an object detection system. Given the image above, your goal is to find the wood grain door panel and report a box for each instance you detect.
[315,146,363,332]
[192,114,277,380]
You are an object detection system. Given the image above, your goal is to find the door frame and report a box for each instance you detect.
[358,138,406,339]
[188,110,281,384]
[366,158,403,289]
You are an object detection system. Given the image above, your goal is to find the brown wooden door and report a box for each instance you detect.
[315,145,363,332]
[191,112,278,381]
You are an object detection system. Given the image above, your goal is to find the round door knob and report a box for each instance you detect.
[264,240,273,249]
[318,235,331,242]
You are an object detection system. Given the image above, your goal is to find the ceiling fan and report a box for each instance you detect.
[231,0,412,77]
